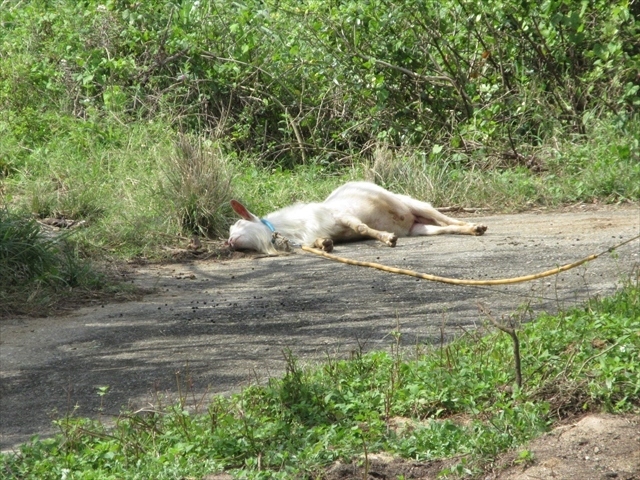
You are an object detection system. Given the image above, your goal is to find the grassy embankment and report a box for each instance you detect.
[2,283,638,478]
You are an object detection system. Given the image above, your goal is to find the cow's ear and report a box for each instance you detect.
[230,200,259,221]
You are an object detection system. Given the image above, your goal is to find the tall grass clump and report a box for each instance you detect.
[0,211,104,316]
[160,135,235,238]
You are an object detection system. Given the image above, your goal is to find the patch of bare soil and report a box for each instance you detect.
[1,206,639,454]
[318,414,640,480]
[324,453,450,480]
[487,414,640,480]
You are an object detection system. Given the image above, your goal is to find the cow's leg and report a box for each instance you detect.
[410,223,486,236]
[397,194,487,234]
[338,214,398,247]
[397,194,469,226]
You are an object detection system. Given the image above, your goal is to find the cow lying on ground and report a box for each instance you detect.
[227,181,487,255]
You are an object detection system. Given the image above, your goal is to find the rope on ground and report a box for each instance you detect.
[300,234,640,286]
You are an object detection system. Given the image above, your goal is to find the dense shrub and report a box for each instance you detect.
[1,0,638,168]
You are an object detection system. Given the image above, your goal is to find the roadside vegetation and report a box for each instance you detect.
[2,283,638,478]
[0,0,638,473]
[1,0,639,247]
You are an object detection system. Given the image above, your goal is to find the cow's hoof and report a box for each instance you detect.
[386,234,398,247]
[473,224,487,236]
[315,238,334,252]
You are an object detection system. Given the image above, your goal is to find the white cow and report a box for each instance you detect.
[228,181,487,254]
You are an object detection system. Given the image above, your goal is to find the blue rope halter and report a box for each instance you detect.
[260,218,276,232]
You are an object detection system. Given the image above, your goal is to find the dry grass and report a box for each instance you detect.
[162,135,235,238]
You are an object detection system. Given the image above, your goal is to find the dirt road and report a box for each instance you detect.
[1,206,638,450]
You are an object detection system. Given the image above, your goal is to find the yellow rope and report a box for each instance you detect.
[300,234,640,286]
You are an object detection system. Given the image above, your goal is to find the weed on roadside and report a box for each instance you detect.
[0,211,111,316]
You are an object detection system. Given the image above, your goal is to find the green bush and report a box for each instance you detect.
[1,0,638,167]
[0,211,104,315]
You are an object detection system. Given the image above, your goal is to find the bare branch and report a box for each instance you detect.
[353,53,451,87]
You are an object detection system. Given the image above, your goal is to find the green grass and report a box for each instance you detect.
[3,119,177,259]
[366,119,640,209]
[2,284,638,479]
[0,210,110,316]
[2,114,637,263]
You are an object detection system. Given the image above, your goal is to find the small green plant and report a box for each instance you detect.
[514,448,535,466]
[96,386,110,415]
